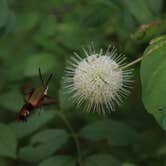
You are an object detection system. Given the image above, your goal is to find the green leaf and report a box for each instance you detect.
[0,89,23,112]
[84,154,121,166]
[131,20,166,42]
[33,16,57,50]
[39,155,76,166]
[18,129,68,162]
[59,86,73,111]
[147,0,163,15]
[122,163,136,166]
[30,129,68,145]
[10,110,56,138]
[140,35,166,130]
[156,144,166,157]
[2,53,27,80]
[124,0,154,23]
[0,157,13,166]
[15,12,39,33]
[3,11,16,35]
[0,0,9,28]
[0,123,17,158]
[56,22,98,49]
[38,16,56,37]
[79,119,138,146]
[24,53,56,77]
[0,11,15,36]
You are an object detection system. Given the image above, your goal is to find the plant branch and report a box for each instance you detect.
[120,56,143,70]
[56,111,82,166]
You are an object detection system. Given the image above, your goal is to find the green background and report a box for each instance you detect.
[0,0,166,165]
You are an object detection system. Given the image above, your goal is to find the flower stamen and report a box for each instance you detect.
[62,45,133,114]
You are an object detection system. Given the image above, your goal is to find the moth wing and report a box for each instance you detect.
[40,95,57,106]
[21,84,35,102]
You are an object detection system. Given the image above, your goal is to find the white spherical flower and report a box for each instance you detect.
[63,46,132,114]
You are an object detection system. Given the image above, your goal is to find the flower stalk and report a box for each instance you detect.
[56,111,82,166]
[120,56,143,70]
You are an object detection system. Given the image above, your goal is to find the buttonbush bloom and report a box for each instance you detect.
[63,46,132,114]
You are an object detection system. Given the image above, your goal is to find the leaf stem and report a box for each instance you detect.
[56,112,82,166]
[120,56,143,70]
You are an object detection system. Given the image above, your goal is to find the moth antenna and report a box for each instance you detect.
[39,68,45,88]
[45,73,53,87]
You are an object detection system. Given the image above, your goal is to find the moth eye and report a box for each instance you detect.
[27,111,30,115]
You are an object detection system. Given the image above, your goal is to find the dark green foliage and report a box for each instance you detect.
[0,0,165,165]
[79,119,139,146]
[11,111,56,138]
[83,154,121,166]
[141,35,166,130]
[0,124,17,158]
[18,129,68,162]
[39,156,76,166]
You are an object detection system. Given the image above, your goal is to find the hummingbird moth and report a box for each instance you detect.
[17,68,56,122]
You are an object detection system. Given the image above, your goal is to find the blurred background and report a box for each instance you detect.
[0,0,166,166]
